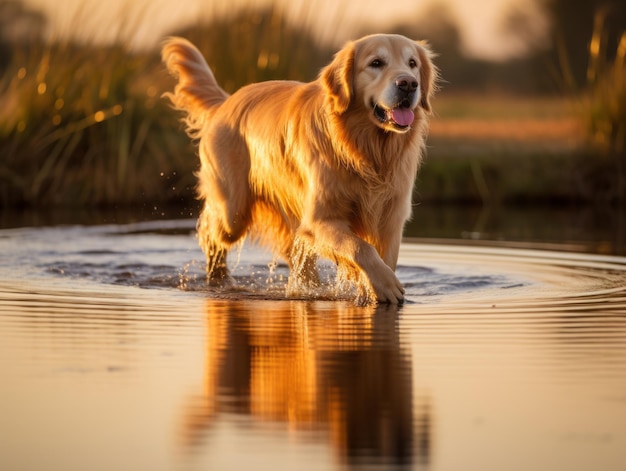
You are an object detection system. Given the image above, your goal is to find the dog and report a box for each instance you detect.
[162,34,436,304]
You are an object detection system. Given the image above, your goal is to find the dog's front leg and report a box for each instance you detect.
[297,222,405,304]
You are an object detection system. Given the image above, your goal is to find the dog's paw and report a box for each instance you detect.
[370,267,405,305]
[206,266,234,288]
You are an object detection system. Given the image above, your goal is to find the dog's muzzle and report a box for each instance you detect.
[373,99,414,129]
[372,76,418,129]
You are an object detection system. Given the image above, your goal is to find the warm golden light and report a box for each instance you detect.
[618,32,626,62]
[184,300,427,464]
[94,110,105,122]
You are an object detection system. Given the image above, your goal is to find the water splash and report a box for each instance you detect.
[284,237,374,303]
[178,260,201,291]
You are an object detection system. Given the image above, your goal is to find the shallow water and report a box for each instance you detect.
[1,218,625,471]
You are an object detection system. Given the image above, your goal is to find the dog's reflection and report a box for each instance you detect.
[183,299,430,466]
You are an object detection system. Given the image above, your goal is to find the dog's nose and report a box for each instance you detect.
[396,76,418,93]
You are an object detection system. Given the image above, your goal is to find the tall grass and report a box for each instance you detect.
[579,8,626,156]
[171,5,333,92]
[569,8,626,202]
[0,39,196,206]
[0,6,333,207]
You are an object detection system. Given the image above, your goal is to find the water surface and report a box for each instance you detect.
[1,218,625,471]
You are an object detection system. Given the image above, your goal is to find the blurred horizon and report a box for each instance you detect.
[21,0,543,60]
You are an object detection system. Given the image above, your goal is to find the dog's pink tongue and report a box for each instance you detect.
[390,108,414,126]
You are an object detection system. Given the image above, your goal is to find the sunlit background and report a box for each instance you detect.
[2,4,626,470]
[0,0,625,210]
[20,0,547,59]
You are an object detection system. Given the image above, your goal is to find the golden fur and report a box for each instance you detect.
[162,34,436,304]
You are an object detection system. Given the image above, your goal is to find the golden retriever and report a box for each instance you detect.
[162,34,436,304]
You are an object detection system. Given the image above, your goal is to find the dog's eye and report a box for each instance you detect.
[409,58,417,68]
[369,59,385,68]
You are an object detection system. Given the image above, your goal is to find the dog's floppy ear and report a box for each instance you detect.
[416,41,437,113]
[321,42,355,114]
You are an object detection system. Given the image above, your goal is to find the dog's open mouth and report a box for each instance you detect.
[373,99,415,129]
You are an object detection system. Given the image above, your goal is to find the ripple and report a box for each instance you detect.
[1,222,625,306]
[1,222,626,471]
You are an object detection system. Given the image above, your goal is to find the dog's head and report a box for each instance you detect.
[322,34,436,133]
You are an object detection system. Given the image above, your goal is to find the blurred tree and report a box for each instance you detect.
[499,3,549,57]
[359,3,548,93]
[382,3,466,88]
[0,0,46,70]
[358,3,488,92]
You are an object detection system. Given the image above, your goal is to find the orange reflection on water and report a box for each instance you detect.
[183,299,430,466]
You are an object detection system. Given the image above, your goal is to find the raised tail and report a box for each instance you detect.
[161,37,228,137]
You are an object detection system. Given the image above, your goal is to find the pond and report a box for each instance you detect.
[1,206,625,471]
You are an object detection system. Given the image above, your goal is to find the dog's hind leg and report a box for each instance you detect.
[196,208,233,286]
[195,137,252,286]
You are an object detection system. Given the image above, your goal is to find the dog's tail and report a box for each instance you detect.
[161,37,228,138]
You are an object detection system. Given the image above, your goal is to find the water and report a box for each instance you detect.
[1,214,625,471]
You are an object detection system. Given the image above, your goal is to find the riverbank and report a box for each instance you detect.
[420,95,624,205]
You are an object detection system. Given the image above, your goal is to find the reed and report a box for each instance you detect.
[0,38,197,206]
[170,4,333,92]
[582,12,626,202]
[0,5,335,207]
[579,9,626,158]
